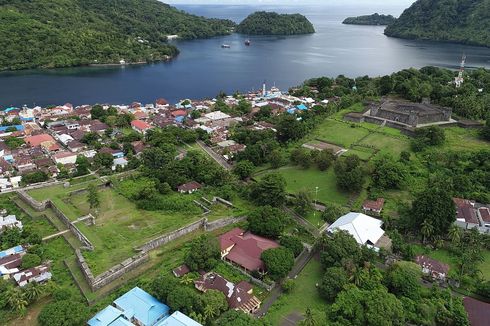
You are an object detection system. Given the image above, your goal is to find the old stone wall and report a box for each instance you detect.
[137,218,206,252]
[17,190,48,211]
[205,216,247,232]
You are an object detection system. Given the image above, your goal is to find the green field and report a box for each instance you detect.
[359,132,411,156]
[255,166,350,206]
[442,127,489,152]
[264,258,326,325]
[309,119,370,148]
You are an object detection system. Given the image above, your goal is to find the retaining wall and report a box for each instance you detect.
[205,216,247,232]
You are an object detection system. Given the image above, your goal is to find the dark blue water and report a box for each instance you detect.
[0,4,489,107]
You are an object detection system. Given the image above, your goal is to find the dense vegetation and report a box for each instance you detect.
[292,66,490,120]
[0,0,235,70]
[384,0,490,47]
[236,11,315,35]
[343,13,396,25]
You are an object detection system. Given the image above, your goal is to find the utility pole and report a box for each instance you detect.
[314,186,319,226]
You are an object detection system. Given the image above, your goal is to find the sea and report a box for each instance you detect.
[0,4,489,107]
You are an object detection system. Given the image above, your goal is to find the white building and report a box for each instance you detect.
[53,151,77,165]
[0,215,22,232]
[204,111,231,121]
[326,212,390,251]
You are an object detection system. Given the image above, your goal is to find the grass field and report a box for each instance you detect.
[359,132,411,156]
[255,166,350,206]
[309,119,370,148]
[442,127,489,152]
[264,258,326,325]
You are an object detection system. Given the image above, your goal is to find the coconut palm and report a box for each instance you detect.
[203,304,218,322]
[23,282,43,302]
[300,308,317,326]
[448,225,461,244]
[6,287,28,314]
[421,219,435,244]
[179,274,194,286]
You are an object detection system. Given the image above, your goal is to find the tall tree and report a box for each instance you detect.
[411,188,455,238]
[184,234,220,271]
[248,206,287,239]
[87,184,100,210]
[250,174,287,207]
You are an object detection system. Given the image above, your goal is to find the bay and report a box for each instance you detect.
[0,4,489,107]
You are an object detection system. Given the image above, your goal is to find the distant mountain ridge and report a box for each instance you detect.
[0,0,236,71]
[236,11,315,35]
[384,0,490,47]
[343,13,396,26]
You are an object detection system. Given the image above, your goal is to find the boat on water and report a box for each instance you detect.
[221,44,231,48]
[245,39,251,46]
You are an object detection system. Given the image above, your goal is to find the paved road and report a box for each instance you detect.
[196,140,232,170]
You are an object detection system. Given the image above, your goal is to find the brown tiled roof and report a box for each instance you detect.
[363,198,385,211]
[220,228,279,271]
[463,297,490,326]
[478,207,490,223]
[177,181,202,192]
[0,253,22,270]
[172,264,190,278]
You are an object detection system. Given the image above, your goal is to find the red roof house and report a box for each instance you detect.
[453,198,479,225]
[362,198,385,215]
[131,120,153,134]
[177,181,202,194]
[25,134,56,147]
[219,228,279,272]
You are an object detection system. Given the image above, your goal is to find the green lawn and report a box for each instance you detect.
[309,119,370,148]
[347,145,377,161]
[255,166,350,206]
[359,132,411,157]
[443,127,489,152]
[264,258,326,325]
[68,188,205,275]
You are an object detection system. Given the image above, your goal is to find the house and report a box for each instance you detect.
[204,111,231,121]
[0,214,23,232]
[177,181,202,194]
[463,297,490,326]
[131,141,146,155]
[131,120,153,135]
[53,151,78,165]
[112,157,128,171]
[66,140,85,152]
[88,287,201,326]
[156,311,202,326]
[195,272,261,314]
[362,198,385,216]
[172,264,190,278]
[25,134,57,149]
[0,253,24,278]
[415,255,449,281]
[453,198,490,233]
[219,228,279,272]
[326,212,391,251]
[13,264,52,287]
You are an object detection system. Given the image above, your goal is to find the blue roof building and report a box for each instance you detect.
[296,104,308,111]
[0,245,24,259]
[88,306,126,326]
[0,125,24,132]
[113,287,170,326]
[287,108,296,114]
[156,311,202,326]
[87,287,201,326]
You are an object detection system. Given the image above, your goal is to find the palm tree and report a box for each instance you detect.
[300,308,317,326]
[448,225,461,244]
[23,282,43,302]
[179,274,194,286]
[203,304,218,322]
[421,219,435,244]
[6,287,28,314]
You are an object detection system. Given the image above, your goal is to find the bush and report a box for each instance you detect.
[21,253,41,269]
[281,279,295,293]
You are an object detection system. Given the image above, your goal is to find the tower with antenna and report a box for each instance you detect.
[454,54,466,88]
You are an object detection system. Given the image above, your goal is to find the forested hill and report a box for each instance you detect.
[384,0,490,47]
[236,11,315,35]
[342,13,396,26]
[0,0,236,71]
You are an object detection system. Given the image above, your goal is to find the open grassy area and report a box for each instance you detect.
[264,258,326,325]
[442,127,489,152]
[68,188,204,275]
[255,166,350,206]
[308,119,370,148]
[359,132,411,157]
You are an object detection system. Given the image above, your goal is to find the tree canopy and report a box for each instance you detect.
[261,247,295,280]
[343,13,396,25]
[248,206,287,239]
[237,11,315,35]
[184,234,221,271]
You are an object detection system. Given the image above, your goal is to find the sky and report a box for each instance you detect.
[164,0,416,5]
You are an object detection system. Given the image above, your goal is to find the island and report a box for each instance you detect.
[384,0,490,47]
[0,0,236,71]
[342,13,396,26]
[236,11,315,35]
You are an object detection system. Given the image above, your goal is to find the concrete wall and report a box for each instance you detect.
[205,216,247,232]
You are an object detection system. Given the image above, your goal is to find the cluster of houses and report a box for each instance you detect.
[88,286,201,326]
[0,85,327,190]
[453,197,490,234]
[0,245,52,287]
[171,227,284,315]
